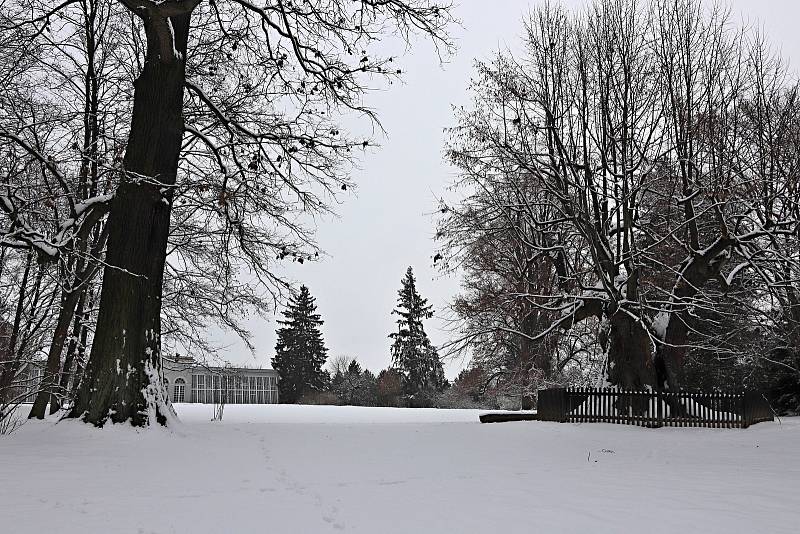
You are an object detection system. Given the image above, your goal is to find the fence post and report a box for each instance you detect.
[533,387,772,429]
[656,388,663,428]
[740,392,748,429]
[742,391,750,429]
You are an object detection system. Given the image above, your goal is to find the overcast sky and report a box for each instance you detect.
[212,0,800,378]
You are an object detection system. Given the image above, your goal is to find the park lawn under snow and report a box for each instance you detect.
[1,405,798,534]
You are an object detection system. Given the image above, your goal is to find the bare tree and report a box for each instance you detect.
[0,0,132,418]
[439,0,799,400]
[2,0,454,426]
[0,248,58,428]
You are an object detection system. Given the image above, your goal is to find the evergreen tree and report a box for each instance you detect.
[389,267,446,395]
[329,356,377,406]
[272,286,329,403]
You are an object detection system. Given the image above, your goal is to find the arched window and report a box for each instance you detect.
[174,377,186,403]
[163,377,169,401]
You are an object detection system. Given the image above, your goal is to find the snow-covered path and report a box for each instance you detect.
[1,404,798,533]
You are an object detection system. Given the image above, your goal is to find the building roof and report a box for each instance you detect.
[163,356,276,375]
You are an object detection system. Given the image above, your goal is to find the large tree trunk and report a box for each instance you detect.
[68,12,192,426]
[600,311,656,416]
[605,311,653,390]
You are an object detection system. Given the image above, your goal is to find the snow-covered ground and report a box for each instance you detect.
[1,404,798,534]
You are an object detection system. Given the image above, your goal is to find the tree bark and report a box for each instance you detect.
[67,11,192,426]
[28,287,79,418]
[49,286,89,414]
[33,227,107,417]
[653,238,734,391]
[69,294,93,401]
[0,252,32,403]
[605,311,653,391]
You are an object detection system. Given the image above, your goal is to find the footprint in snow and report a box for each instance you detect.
[322,506,345,530]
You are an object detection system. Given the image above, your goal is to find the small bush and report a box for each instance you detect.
[298,391,340,405]
[434,388,493,409]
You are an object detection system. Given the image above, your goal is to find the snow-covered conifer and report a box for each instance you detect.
[272,286,329,403]
[389,267,445,395]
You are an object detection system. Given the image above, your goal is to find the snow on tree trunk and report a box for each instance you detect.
[67,11,193,427]
[652,239,735,391]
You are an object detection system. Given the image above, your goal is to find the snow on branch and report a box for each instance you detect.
[1,191,112,261]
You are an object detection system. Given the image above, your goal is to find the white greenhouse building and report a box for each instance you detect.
[162,356,279,404]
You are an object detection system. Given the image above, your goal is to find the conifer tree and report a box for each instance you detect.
[389,267,445,395]
[272,286,328,403]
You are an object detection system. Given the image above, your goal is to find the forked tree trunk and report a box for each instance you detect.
[600,236,738,395]
[652,238,735,392]
[68,13,192,426]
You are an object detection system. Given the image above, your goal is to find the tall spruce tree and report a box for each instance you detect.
[272,286,328,403]
[389,267,445,395]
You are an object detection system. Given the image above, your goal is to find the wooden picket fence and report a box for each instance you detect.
[537,387,773,428]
